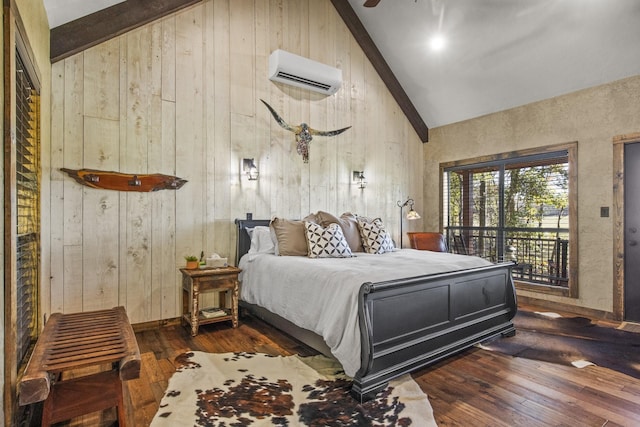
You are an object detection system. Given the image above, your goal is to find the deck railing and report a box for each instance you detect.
[445,227,569,287]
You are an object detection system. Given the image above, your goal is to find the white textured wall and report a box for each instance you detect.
[47,0,424,324]
[424,75,640,313]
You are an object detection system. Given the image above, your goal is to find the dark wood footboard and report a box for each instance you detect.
[352,262,516,401]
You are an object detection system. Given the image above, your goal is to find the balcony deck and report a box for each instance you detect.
[445,227,569,287]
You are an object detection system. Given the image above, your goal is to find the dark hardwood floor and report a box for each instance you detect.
[52,308,640,426]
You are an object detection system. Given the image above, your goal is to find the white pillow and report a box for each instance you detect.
[357,217,395,254]
[248,226,276,254]
[304,222,354,258]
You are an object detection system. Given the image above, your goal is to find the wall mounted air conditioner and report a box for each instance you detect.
[268,49,342,95]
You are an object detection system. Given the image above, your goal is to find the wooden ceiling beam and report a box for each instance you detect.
[330,0,429,142]
[50,0,202,63]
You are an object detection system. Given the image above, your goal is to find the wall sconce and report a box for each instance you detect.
[353,171,367,189]
[397,197,421,248]
[242,158,259,181]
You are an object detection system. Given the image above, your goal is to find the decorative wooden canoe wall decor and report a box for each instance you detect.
[61,168,187,192]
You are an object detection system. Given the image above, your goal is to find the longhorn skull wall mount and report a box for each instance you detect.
[261,99,351,163]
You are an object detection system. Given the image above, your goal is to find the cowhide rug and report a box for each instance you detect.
[151,351,437,427]
[480,310,640,378]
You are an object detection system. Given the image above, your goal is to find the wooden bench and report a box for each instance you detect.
[19,306,141,426]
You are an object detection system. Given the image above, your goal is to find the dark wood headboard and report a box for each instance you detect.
[234,218,271,265]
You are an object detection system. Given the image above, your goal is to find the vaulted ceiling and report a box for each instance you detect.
[347,0,640,129]
[43,0,640,136]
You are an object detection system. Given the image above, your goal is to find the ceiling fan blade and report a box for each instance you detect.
[363,0,381,7]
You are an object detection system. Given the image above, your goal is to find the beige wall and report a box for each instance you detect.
[424,75,640,314]
[47,0,424,324]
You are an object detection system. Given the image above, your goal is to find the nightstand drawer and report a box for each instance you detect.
[198,277,236,291]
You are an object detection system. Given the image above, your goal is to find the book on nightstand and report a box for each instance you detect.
[200,307,228,319]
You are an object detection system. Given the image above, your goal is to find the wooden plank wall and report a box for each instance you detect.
[47,0,424,324]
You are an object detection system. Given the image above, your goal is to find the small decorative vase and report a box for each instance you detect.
[186,260,199,269]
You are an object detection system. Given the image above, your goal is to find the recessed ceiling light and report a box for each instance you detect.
[429,34,446,51]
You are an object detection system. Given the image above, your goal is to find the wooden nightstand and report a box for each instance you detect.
[180,266,241,336]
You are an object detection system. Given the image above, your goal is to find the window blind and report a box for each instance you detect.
[15,51,40,369]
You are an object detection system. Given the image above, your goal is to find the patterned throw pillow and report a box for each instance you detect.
[357,217,395,254]
[304,222,354,258]
[316,211,364,252]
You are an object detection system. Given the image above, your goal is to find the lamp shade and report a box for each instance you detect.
[406,209,421,220]
[243,158,259,180]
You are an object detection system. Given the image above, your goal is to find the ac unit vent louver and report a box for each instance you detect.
[268,50,342,95]
[274,72,332,91]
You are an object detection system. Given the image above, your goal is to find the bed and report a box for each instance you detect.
[235,218,517,401]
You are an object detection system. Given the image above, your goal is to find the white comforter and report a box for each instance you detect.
[238,249,491,377]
